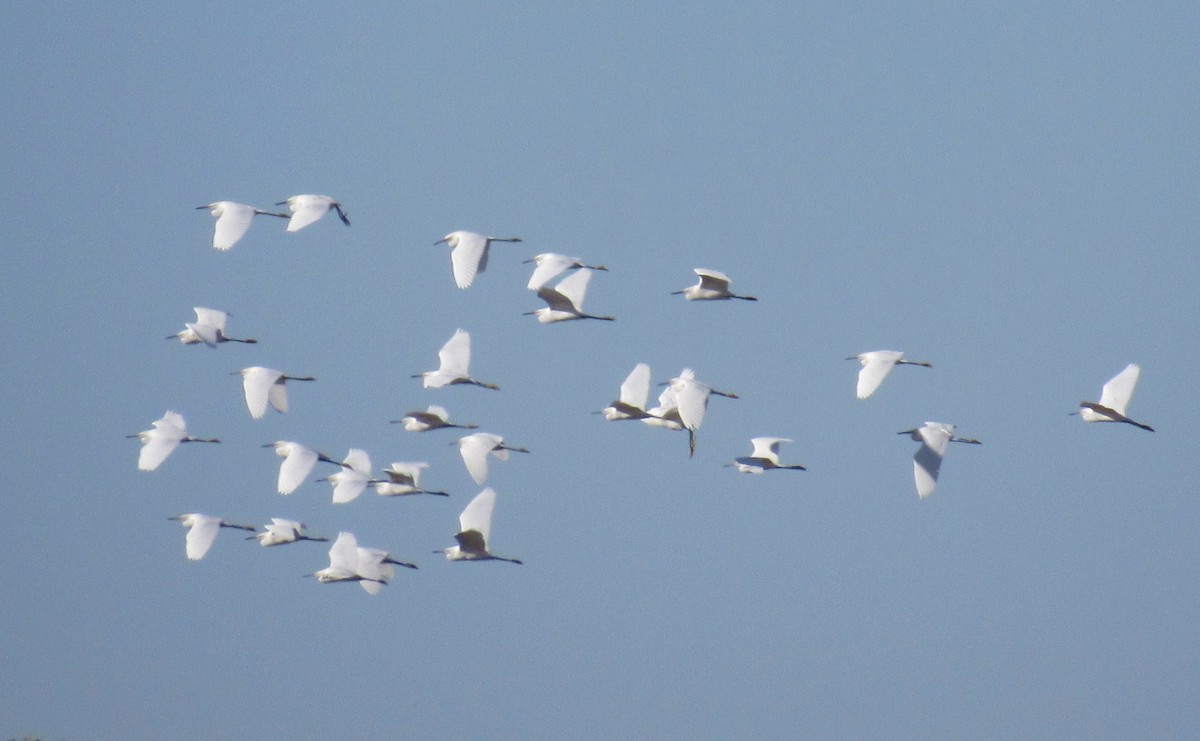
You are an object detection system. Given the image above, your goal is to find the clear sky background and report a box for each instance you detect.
[3,3,1198,739]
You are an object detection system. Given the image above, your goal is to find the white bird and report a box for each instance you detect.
[671,268,757,301]
[262,441,340,495]
[168,513,255,560]
[167,307,257,347]
[598,362,653,421]
[234,366,315,419]
[524,252,608,291]
[129,411,219,471]
[413,329,498,390]
[728,437,807,473]
[391,404,479,432]
[663,368,739,457]
[250,518,329,547]
[355,544,418,595]
[847,350,932,399]
[375,462,449,497]
[642,382,685,431]
[439,487,522,564]
[525,269,614,323]
[321,449,379,504]
[196,201,288,251]
[1076,363,1154,431]
[276,194,350,232]
[456,432,530,485]
[899,422,981,499]
[309,532,387,590]
[434,230,522,289]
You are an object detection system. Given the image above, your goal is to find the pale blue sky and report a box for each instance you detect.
[3,3,1198,739]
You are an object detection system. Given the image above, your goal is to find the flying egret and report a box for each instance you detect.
[728,437,807,473]
[414,329,498,390]
[391,404,479,432]
[263,441,340,495]
[524,268,614,323]
[196,201,288,251]
[168,307,257,347]
[456,432,529,485]
[321,449,379,504]
[898,422,981,499]
[234,366,315,419]
[663,368,739,457]
[356,544,418,595]
[276,194,350,232]
[524,252,608,291]
[439,487,522,564]
[250,518,329,546]
[129,411,219,471]
[434,230,522,289]
[642,382,685,431]
[1075,363,1154,431]
[375,462,449,497]
[598,362,653,421]
[671,268,757,301]
[168,514,255,560]
[848,350,932,399]
[309,532,387,591]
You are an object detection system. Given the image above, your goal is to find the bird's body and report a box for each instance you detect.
[276,194,350,232]
[435,230,522,289]
[664,369,738,456]
[599,363,652,421]
[130,411,219,471]
[168,307,256,347]
[252,518,328,547]
[322,449,378,504]
[524,252,608,291]
[672,268,757,301]
[1077,363,1154,431]
[310,532,386,591]
[456,432,529,485]
[526,269,614,323]
[730,437,807,473]
[196,201,288,251]
[899,422,981,499]
[642,382,685,430]
[169,513,255,560]
[415,329,498,390]
[848,350,931,399]
[392,404,478,432]
[263,441,339,495]
[375,462,448,497]
[235,366,315,419]
[440,487,522,564]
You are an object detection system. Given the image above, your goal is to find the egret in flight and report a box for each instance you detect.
[1075,363,1154,431]
[847,350,931,399]
[414,329,498,390]
[899,422,981,499]
[321,449,378,504]
[168,307,256,347]
[168,514,255,560]
[276,194,350,232]
[391,404,479,432]
[728,437,807,473]
[196,201,288,250]
[130,411,219,471]
[672,268,757,301]
[525,269,614,323]
[250,518,329,547]
[309,532,387,592]
[263,441,340,495]
[435,230,522,289]
[440,487,522,564]
[524,252,608,291]
[375,462,449,497]
[234,366,315,419]
[456,432,529,485]
[662,368,739,457]
[598,362,653,421]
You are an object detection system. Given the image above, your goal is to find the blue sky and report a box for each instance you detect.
[3,3,1198,739]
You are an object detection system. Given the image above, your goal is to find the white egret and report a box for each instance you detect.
[129,411,219,471]
[391,404,479,432]
[899,422,981,499]
[196,201,288,251]
[414,329,498,390]
[262,441,339,495]
[250,518,329,546]
[434,230,522,289]
[321,449,379,504]
[728,437,807,473]
[848,350,932,399]
[168,307,256,347]
[598,363,652,421]
[234,366,315,419]
[524,252,608,291]
[663,368,739,457]
[1075,363,1154,431]
[276,194,350,232]
[439,487,522,564]
[456,432,529,485]
[671,268,757,301]
[642,382,685,431]
[168,514,255,560]
[356,544,418,595]
[525,268,614,323]
[309,532,387,591]
[375,462,449,497]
